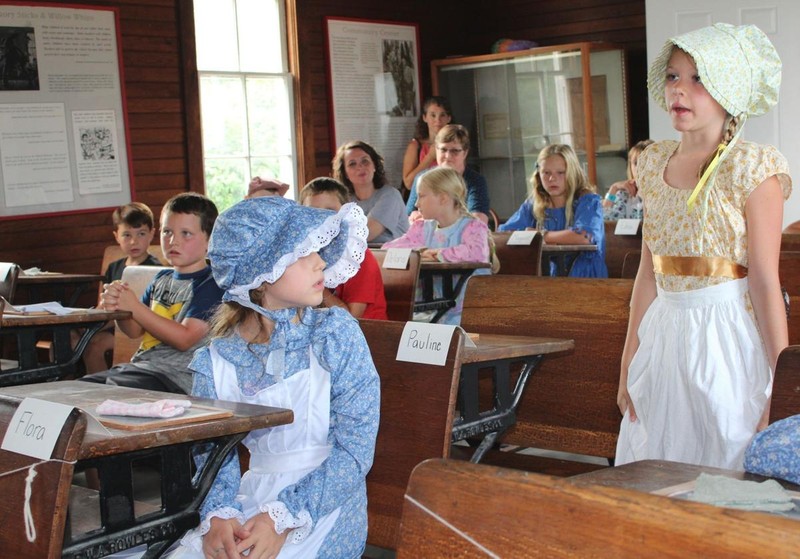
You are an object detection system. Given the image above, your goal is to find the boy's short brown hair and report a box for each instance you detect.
[299,177,349,206]
[112,202,155,230]
[162,192,219,236]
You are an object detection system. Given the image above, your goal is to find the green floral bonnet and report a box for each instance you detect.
[648,23,781,118]
[647,23,781,212]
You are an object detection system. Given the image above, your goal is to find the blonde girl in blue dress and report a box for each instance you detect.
[616,24,792,470]
[169,196,379,558]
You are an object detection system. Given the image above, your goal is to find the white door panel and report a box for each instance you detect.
[645,0,800,227]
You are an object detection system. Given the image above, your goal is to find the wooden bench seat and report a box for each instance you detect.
[770,345,800,423]
[359,319,464,551]
[460,275,634,470]
[0,396,86,558]
[397,459,800,558]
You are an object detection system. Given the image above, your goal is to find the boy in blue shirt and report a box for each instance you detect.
[83,193,223,393]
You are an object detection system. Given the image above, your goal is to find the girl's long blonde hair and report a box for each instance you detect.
[419,167,500,273]
[530,144,595,227]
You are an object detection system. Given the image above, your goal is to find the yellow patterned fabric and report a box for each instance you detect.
[638,140,791,292]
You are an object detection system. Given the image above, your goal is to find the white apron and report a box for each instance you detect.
[615,278,771,470]
[170,347,340,558]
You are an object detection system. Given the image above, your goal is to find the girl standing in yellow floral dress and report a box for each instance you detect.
[616,24,792,469]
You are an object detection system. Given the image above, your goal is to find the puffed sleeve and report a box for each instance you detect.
[438,219,491,263]
[571,193,604,245]
[381,219,425,248]
[498,199,536,231]
[275,310,380,525]
[735,143,792,200]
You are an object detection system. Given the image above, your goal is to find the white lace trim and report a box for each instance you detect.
[229,202,368,298]
[260,500,314,544]
[179,507,245,551]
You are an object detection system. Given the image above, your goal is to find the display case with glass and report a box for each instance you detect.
[432,42,629,220]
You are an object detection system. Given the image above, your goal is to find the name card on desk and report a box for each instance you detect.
[2,398,74,459]
[383,248,411,269]
[508,230,537,245]
[397,322,456,365]
[615,218,641,236]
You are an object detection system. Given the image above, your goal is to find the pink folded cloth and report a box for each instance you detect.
[96,399,192,418]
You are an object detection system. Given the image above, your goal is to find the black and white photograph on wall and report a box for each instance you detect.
[0,26,38,91]
[382,39,417,117]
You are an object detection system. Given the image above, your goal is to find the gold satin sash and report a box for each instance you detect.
[652,255,747,279]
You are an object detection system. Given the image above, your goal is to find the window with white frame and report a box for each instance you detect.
[193,0,295,211]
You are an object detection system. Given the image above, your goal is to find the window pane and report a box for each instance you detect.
[237,0,284,73]
[194,0,239,72]
[200,76,247,157]
[246,76,292,156]
[205,158,248,212]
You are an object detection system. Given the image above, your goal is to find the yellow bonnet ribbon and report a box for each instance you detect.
[686,143,725,209]
[686,116,746,211]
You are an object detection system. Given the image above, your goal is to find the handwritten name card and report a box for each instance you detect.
[2,398,74,459]
[508,230,537,245]
[396,322,457,365]
[615,218,641,236]
[382,248,411,269]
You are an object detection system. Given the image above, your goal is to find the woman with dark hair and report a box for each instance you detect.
[332,140,408,243]
[401,96,452,191]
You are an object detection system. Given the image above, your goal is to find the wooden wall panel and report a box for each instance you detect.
[0,0,199,278]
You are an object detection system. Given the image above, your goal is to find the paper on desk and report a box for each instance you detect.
[3,301,86,316]
[21,267,61,276]
[96,399,192,418]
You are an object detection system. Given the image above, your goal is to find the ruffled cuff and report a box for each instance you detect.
[179,507,245,551]
[260,501,313,544]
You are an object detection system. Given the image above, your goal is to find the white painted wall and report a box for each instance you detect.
[645,0,800,227]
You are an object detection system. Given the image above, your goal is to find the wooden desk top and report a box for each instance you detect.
[0,381,294,460]
[570,459,800,493]
[17,273,104,285]
[461,333,574,363]
[541,244,598,253]
[420,261,491,271]
[1,309,129,327]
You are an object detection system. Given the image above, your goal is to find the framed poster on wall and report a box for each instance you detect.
[0,2,133,220]
[325,17,421,187]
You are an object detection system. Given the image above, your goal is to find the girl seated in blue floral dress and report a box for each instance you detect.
[169,196,379,559]
[499,144,608,277]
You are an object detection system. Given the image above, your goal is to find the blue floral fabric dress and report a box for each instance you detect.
[170,307,380,559]
[499,194,608,278]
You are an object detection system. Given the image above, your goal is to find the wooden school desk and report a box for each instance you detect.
[0,309,130,386]
[541,243,597,276]
[415,261,491,323]
[0,381,293,559]
[16,273,105,307]
[454,333,574,462]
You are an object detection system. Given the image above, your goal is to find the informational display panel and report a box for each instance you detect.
[325,17,421,187]
[0,3,132,219]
